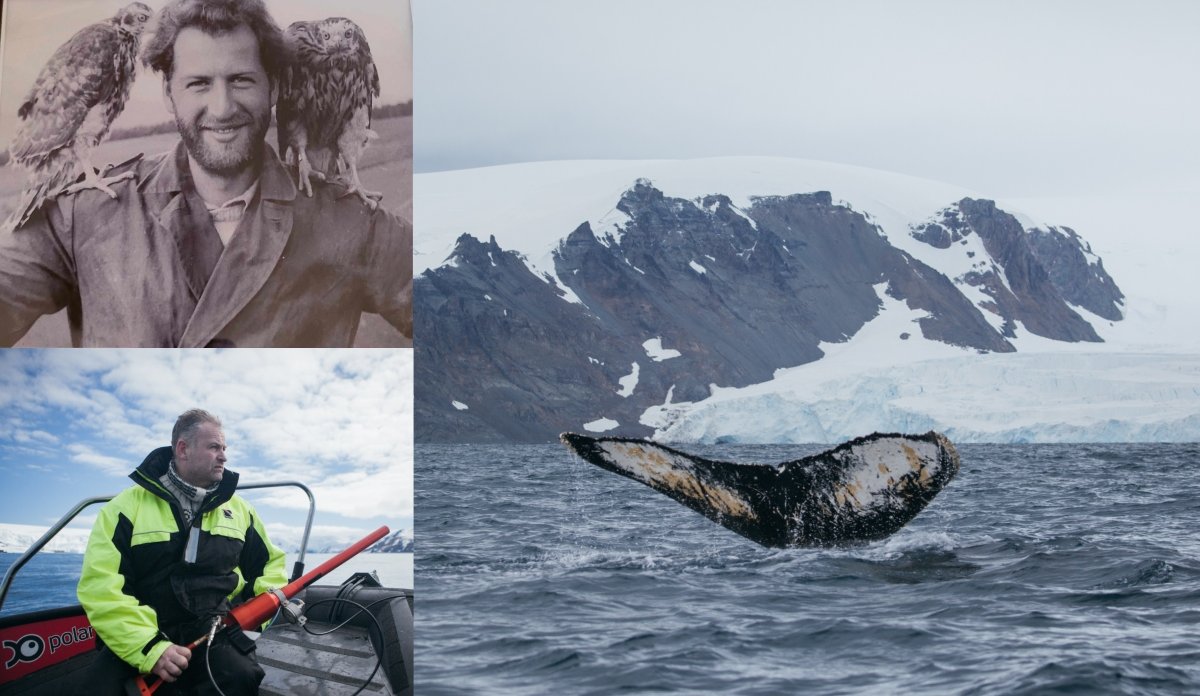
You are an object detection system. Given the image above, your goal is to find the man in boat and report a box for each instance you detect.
[77,409,287,695]
[0,0,413,348]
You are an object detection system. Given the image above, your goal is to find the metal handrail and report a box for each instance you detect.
[240,481,316,581]
[0,481,316,611]
[0,495,112,611]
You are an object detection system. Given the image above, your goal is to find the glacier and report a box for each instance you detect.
[645,352,1200,444]
[640,286,1200,443]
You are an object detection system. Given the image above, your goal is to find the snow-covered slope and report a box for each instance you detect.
[644,288,1200,442]
[416,157,1199,443]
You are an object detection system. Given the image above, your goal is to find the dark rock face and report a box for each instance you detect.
[415,234,636,443]
[912,199,1112,342]
[1026,226,1125,321]
[416,184,1121,443]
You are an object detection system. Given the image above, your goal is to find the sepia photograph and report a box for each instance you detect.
[0,0,414,348]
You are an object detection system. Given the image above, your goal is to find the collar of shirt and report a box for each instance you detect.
[205,181,259,245]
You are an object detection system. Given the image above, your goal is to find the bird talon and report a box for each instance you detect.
[337,186,383,209]
[62,171,135,198]
[297,159,317,197]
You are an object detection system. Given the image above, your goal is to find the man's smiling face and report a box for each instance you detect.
[163,24,274,180]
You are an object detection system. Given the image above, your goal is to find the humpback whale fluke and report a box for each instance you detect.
[560,432,960,548]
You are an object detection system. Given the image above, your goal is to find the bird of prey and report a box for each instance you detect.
[3,2,153,233]
[277,16,382,209]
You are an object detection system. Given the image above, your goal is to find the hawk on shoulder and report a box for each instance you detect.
[3,2,153,233]
[277,16,382,209]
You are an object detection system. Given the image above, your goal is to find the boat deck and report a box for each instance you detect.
[258,619,392,695]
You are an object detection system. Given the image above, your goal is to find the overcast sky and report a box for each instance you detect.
[414,0,1199,199]
[0,350,412,549]
[0,0,412,145]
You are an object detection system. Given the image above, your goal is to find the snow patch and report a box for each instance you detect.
[640,385,693,430]
[594,207,633,246]
[617,362,640,398]
[584,418,620,433]
[643,338,681,362]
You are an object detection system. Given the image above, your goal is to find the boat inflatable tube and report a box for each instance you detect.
[305,574,413,696]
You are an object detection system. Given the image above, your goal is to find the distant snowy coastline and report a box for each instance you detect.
[0,523,413,555]
[0,523,91,555]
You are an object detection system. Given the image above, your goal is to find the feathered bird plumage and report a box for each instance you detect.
[3,2,153,233]
[277,16,382,208]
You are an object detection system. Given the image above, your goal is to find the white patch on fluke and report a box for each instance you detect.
[598,441,756,520]
[828,437,943,510]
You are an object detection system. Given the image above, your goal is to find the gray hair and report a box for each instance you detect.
[172,408,223,449]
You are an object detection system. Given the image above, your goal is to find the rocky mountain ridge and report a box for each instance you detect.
[416,178,1123,443]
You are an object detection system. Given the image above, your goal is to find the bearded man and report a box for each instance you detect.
[0,0,411,347]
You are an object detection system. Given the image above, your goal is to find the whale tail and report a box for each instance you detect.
[560,432,960,548]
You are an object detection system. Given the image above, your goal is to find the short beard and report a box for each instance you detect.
[173,107,269,179]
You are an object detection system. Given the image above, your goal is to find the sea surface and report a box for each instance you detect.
[417,443,1200,695]
[0,552,413,618]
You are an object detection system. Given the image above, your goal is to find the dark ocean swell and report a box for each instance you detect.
[416,443,1200,695]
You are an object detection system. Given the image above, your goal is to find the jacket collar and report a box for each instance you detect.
[131,445,240,510]
[139,140,299,347]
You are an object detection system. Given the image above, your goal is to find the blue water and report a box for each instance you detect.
[0,553,84,616]
[416,443,1200,695]
[0,553,412,618]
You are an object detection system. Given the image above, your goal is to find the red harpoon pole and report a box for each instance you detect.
[128,525,390,696]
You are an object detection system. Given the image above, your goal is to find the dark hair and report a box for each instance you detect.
[172,408,223,449]
[141,0,287,82]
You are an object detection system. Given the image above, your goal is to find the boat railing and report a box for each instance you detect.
[0,481,316,612]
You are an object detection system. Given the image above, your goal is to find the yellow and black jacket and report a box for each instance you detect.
[77,446,288,673]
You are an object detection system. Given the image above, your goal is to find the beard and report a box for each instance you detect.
[173,104,271,178]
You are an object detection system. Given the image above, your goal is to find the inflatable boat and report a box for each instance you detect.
[0,482,413,696]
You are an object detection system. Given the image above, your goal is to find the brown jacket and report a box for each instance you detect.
[0,142,412,347]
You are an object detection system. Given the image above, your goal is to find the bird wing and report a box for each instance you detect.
[10,23,125,163]
[277,22,325,155]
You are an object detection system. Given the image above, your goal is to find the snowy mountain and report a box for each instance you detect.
[415,157,1198,443]
[368,529,414,553]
